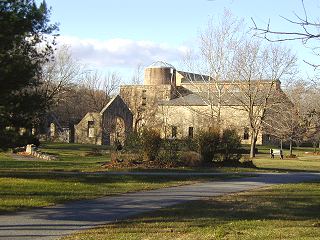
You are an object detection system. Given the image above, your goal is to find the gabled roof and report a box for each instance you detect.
[100,95,131,114]
[100,96,117,114]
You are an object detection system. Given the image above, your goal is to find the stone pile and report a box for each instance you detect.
[25,144,56,160]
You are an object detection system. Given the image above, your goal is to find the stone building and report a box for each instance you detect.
[120,61,291,145]
[75,61,290,146]
[74,95,133,145]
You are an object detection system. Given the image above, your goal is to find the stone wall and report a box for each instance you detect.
[155,104,263,144]
[74,112,102,145]
[120,85,173,131]
[100,95,133,145]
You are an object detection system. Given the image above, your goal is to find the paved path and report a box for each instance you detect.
[0,172,319,240]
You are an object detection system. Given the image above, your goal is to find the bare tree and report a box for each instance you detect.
[183,11,244,128]
[263,99,302,156]
[291,81,320,150]
[131,63,144,85]
[231,41,297,158]
[40,45,84,106]
[252,0,320,69]
[81,70,121,112]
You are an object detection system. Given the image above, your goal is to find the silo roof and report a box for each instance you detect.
[147,61,175,69]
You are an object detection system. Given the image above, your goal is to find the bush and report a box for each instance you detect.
[124,132,142,152]
[197,129,220,164]
[197,128,242,165]
[161,138,180,161]
[220,128,242,163]
[179,151,202,167]
[183,137,197,151]
[141,129,162,161]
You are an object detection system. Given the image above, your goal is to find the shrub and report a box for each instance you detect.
[197,128,242,165]
[179,151,202,167]
[220,128,242,163]
[161,138,179,161]
[183,137,197,151]
[124,132,142,152]
[197,129,220,164]
[141,129,162,161]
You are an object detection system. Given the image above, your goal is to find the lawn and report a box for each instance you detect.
[0,172,233,214]
[1,142,319,173]
[251,145,320,172]
[1,142,319,214]
[62,181,320,240]
[0,143,239,214]
[0,142,112,172]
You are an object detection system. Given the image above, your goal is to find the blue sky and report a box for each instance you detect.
[41,0,319,81]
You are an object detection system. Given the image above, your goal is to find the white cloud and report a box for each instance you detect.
[56,36,189,69]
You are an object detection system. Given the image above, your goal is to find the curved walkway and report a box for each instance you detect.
[0,172,319,240]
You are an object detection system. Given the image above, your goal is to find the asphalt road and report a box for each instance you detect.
[0,172,319,240]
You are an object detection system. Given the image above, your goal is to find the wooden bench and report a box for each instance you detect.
[270,149,284,159]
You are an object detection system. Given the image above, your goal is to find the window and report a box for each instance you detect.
[243,127,249,140]
[172,126,177,138]
[141,89,147,106]
[88,121,95,138]
[188,127,194,138]
[142,96,147,106]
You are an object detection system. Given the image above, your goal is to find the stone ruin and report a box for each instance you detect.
[25,144,56,160]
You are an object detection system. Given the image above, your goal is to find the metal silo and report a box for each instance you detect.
[144,61,176,86]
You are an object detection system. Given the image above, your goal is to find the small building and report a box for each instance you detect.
[38,113,76,143]
[74,95,133,145]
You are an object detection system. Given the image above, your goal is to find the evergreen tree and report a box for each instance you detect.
[0,0,58,147]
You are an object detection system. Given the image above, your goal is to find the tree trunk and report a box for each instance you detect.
[250,132,256,158]
[289,139,293,156]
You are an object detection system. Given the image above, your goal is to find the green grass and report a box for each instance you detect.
[1,143,234,213]
[0,142,111,172]
[2,142,319,173]
[252,154,320,172]
[1,142,319,214]
[249,145,320,172]
[0,172,235,214]
[62,181,320,240]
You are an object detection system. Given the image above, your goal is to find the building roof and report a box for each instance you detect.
[159,90,274,107]
[100,95,132,115]
[147,61,176,69]
[100,95,119,114]
[159,93,208,106]
[177,71,211,82]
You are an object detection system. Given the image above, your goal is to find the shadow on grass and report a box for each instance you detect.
[0,171,221,183]
[40,143,110,151]
[117,181,320,227]
[254,166,320,173]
